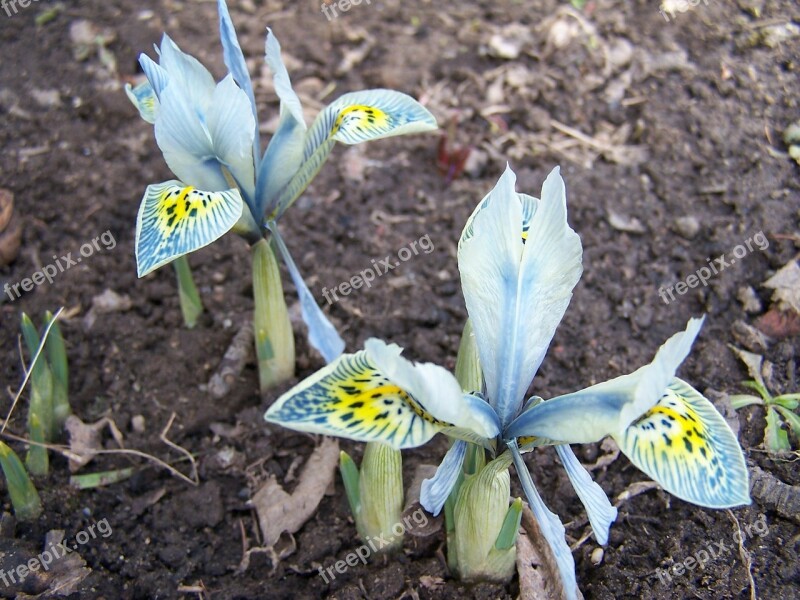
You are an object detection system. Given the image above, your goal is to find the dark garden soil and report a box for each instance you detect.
[1,0,799,598]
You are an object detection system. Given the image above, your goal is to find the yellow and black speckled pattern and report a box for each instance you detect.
[330,105,392,140]
[267,350,448,449]
[616,378,749,507]
[136,181,243,276]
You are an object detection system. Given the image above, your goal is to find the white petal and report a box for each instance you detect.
[555,445,617,545]
[207,75,257,201]
[365,340,497,441]
[458,165,582,427]
[265,29,306,129]
[506,317,706,443]
[217,0,260,160]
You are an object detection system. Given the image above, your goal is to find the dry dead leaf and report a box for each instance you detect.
[763,258,800,314]
[64,415,124,472]
[517,506,579,600]
[250,436,339,549]
[402,464,441,538]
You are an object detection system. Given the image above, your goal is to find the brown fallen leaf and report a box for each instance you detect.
[64,415,124,472]
[250,436,339,549]
[16,530,91,599]
[518,506,580,600]
[402,464,442,538]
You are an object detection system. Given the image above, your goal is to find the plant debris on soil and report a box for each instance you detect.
[1,1,799,599]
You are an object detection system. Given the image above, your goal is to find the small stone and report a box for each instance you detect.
[737,286,763,313]
[591,547,604,566]
[674,215,701,239]
[131,415,145,434]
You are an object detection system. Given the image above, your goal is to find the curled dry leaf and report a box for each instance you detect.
[249,436,339,550]
[517,506,580,600]
[65,415,124,472]
[402,463,442,538]
[763,259,800,314]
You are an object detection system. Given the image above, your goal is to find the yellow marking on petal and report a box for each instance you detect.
[136,182,243,277]
[615,379,749,507]
[331,104,391,137]
[266,350,448,448]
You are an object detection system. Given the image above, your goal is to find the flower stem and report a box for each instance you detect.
[172,255,203,329]
[252,238,294,391]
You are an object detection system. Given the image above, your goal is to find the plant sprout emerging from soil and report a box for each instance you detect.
[126,0,437,389]
[730,377,800,453]
[265,165,751,597]
[19,312,70,476]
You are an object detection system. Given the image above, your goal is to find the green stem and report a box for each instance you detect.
[0,442,42,521]
[252,238,295,390]
[173,255,203,329]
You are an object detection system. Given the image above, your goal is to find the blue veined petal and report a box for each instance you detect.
[458,165,583,428]
[507,439,578,600]
[125,80,160,124]
[217,0,260,161]
[268,222,345,363]
[154,82,229,192]
[207,75,257,207]
[505,317,706,443]
[270,89,437,218]
[135,181,243,277]
[614,378,750,508]
[265,29,306,130]
[157,34,216,112]
[265,341,479,449]
[420,439,467,516]
[555,445,617,545]
[366,340,499,441]
[256,29,308,218]
[322,89,437,145]
[138,54,169,99]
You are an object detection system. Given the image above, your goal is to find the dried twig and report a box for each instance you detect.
[207,321,254,399]
[726,510,757,600]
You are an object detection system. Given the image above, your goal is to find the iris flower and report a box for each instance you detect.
[264,165,749,597]
[126,0,437,362]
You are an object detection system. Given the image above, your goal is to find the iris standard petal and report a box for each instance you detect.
[207,75,257,204]
[458,165,583,427]
[506,317,705,443]
[555,444,617,545]
[268,222,345,363]
[420,439,468,516]
[157,34,216,110]
[138,54,169,99]
[256,29,308,217]
[217,0,260,160]
[154,82,230,192]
